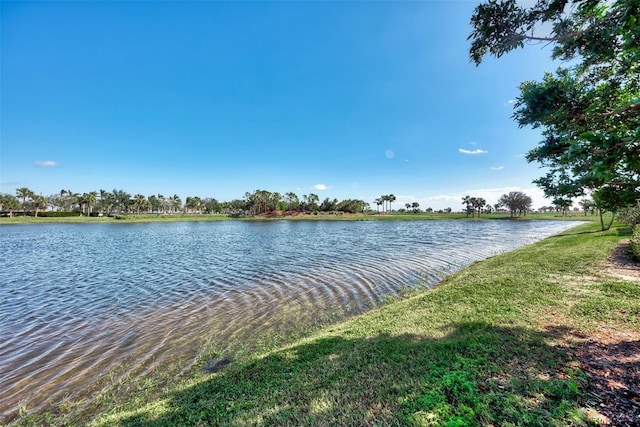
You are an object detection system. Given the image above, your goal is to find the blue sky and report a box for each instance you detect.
[1,1,560,210]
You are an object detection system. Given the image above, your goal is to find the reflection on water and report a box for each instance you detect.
[0,219,579,416]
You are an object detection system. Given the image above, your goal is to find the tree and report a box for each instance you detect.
[112,189,132,213]
[498,191,532,218]
[469,0,640,230]
[99,189,114,215]
[0,193,20,216]
[170,194,182,213]
[552,197,573,217]
[472,197,487,218]
[374,198,383,213]
[81,192,97,216]
[15,187,34,215]
[411,202,420,213]
[203,198,220,214]
[578,198,595,216]
[388,194,396,212]
[60,189,80,213]
[320,198,338,212]
[336,199,367,214]
[284,192,300,212]
[133,194,149,214]
[32,194,47,217]
[148,195,160,213]
[462,196,473,217]
[307,193,319,212]
[185,196,199,214]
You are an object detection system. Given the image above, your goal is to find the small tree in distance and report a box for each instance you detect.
[498,191,532,218]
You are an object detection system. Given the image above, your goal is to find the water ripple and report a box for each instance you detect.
[0,219,580,418]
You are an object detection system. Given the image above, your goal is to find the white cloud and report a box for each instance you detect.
[385,150,394,159]
[507,99,516,104]
[34,160,58,167]
[490,166,505,171]
[459,148,488,155]
[313,184,327,191]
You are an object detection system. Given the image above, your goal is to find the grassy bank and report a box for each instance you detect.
[13,221,637,426]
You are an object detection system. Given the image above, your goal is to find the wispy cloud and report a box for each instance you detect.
[490,166,504,171]
[34,160,58,167]
[313,184,327,191]
[507,99,516,104]
[459,148,488,155]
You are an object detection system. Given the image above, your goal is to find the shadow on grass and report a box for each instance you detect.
[119,322,591,426]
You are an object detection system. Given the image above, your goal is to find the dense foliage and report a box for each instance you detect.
[469,0,640,229]
[631,225,640,260]
[0,188,371,217]
[618,200,640,228]
[498,191,533,217]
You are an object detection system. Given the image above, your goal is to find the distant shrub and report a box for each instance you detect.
[618,201,640,228]
[38,211,79,217]
[630,225,640,261]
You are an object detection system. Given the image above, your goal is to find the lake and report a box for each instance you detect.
[0,219,580,417]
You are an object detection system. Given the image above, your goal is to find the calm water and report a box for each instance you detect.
[0,219,580,417]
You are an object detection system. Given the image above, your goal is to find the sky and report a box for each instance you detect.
[1,0,562,211]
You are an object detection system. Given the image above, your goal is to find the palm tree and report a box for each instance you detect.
[378,195,388,213]
[462,196,473,217]
[374,198,382,213]
[171,195,182,213]
[148,195,160,213]
[32,194,47,217]
[472,197,486,218]
[388,194,396,212]
[15,187,34,215]
[112,189,132,213]
[133,194,149,214]
[99,189,114,215]
[60,189,80,213]
[83,192,97,216]
[157,194,169,213]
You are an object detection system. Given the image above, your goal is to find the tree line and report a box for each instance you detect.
[3,186,606,220]
[461,191,533,218]
[0,187,371,217]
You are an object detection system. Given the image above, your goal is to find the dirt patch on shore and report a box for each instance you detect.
[551,242,640,425]
[605,240,640,283]
[576,328,640,426]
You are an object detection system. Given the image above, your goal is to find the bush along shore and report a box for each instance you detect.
[12,221,639,426]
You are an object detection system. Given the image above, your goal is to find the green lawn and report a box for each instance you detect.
[13,221,636,426]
